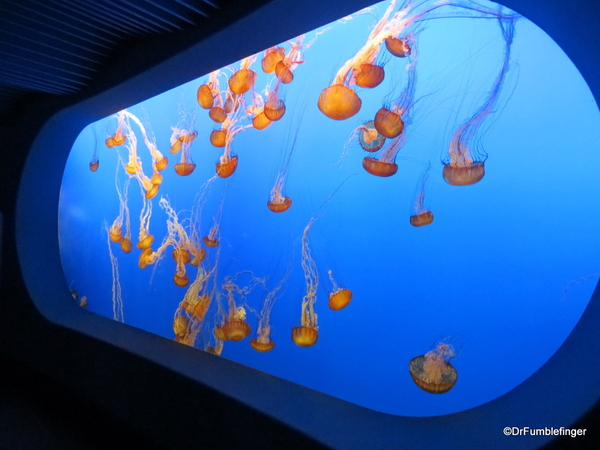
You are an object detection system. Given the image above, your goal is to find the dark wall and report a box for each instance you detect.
[2,1,600,449]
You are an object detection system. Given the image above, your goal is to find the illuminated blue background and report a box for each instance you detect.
[58,0,600,417]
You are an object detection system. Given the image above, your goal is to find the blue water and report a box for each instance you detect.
[58,0,600,416]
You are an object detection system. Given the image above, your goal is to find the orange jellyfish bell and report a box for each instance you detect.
[173,315,189,338]
[228,68,257,95]
[267,196,292,213]
[179,131,198,144]
[328,288,352,311]
[409,346,458,394]
[362,157,398,177]
[109,225,122,243]
[410,211,434,227]
[374,107,404,138]
[112,132,126,146]
[209,107,227,124]
[385,37,411,57]
[190,247,206,266]
[170,139,182,155]
[155,156,169,172]
[252,112,272,130]
[222,319,251,342]
[137,234,154,250]
[145,184,160,200]
[275,61,294,84]
[119,237,132,254]
[89,161,99,172]
[125,162,138,175]
[105,136,115,148]
[138,247,154,270]
[173,273,189,288]
[172,248,191,265]
[202,236,219,248]
[151,172,163,185]
[442,163,485,186]
[291,326,318,347]
[264,99,286,121]
[262,47,285,73]
[197,84,214,109]
[216,155,239,178]
[214,326,228,342]
[210,129,227,148]
[250,338,275,353]
[318,85,362,120]
[354,63,385,89]
[174,162,196,176]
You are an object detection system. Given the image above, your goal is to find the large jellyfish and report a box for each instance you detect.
[443,12,517,186]
[409,338,458,394]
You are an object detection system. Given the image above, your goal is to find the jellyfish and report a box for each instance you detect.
[292,217,320,347]
[177,260,219,348]
[267,110,302,213]
[170,107,198,177]
[409,338,458,394]
[272,34,311,85]
[443,13,517,186]
[89,126,100,172]
[173,314,190,339]
[220,272,265,342]
[106,224,124,323]
[228,56,257,95]
[327,269,353,311]
[250,266,290,353]
[105,111,127,148]
[261,46,285,74]
[203,195,225,248]
[410,165,434,227]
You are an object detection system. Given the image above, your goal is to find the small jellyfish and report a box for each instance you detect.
[358,121,386,152]
[327,270,352,311]
[385,36,411,57]
[409,166,434,227]
[250,266,290,353]
[173,314,190,338]
[267,112,301,213]
[409,339,458,394]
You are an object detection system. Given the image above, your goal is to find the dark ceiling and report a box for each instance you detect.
[0,0,271,119]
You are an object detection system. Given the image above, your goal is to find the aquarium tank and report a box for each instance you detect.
[58,0,600,417]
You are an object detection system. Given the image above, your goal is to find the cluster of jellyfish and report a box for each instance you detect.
[83,0,520,395]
